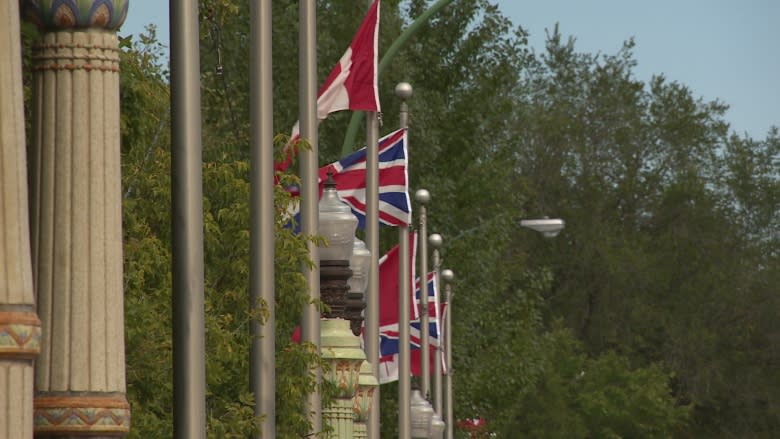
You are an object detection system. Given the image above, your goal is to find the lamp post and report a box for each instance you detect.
[519,218,565,237]
[440,268,455,439]
[347,238,371,336]
[318,172,365,438]
[410,384,434,438]
[415,188,432,398]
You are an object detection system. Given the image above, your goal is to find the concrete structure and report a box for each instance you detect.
[22,1,131,436]
[0,1,42,437]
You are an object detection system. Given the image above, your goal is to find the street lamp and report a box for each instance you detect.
[318,171,365,437]
[430,413,446,438]
[519,218,565,238]
[347,238,371,335]
[410,384,434,438]
[319,171,358,261]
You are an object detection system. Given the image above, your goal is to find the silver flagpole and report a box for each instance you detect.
[430,234,444,418]
[398,225,411,439]
[442,269,455,439]
[170,0,206,437]
[365,110,380,439]
[249,0,275,437]
[415,189,431,397]
[299,0,321,434]
[396,82,413,439]
[366,1,381,435]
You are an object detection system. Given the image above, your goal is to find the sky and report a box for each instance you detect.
[122,1,779,139]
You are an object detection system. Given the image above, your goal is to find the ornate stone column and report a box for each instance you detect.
[21,1,131,437]
[0,1,42,437]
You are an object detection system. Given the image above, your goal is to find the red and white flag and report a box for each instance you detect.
[285,0,381,150]
[316,0,381,117]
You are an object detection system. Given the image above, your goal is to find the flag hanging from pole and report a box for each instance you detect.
[281,0,381,156]
[411,272,442,377]
[284,128,411,231]
[376,232,417,383]
[320,128,410,228]
[316,0,381,117]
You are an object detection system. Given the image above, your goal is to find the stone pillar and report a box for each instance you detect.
[353,361,378,439]
[0,1,42,437]
[21,1,130,437]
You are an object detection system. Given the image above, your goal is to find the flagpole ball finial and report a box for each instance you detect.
[395,82,413,100]
[429,233,443,249]
[441,269,455,283]
[415,188,431,204]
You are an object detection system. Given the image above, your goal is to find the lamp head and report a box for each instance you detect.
[519,218,565,238]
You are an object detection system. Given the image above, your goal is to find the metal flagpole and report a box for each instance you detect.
[430,234,444,418]
[415,189,431,397]
[249,1,275,437]
[442,269,455,439]
[365,110,381,439]
[299,0,321,434]
[396,82,413,439]
[364,1,381,433]
[398,226,411,439]
[170,0,206,437]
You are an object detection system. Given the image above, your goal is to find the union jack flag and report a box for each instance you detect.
[319,128,411,228]
[378,250,445,383]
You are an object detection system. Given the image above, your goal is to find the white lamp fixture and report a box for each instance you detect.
[410,387,434,438]
[348,238,371,294]
[519,217,565,238]
[429,412,446,437]
[318,171,358,261]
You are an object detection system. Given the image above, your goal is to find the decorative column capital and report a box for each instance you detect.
[22,0,129,31]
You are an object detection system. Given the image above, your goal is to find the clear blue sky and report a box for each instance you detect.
[122,1,779,139]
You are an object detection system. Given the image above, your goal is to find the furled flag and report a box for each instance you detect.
[410,272,444,377]
[410,272,440,348]
[377,232,417,384]
[281,0,381,157]
[379,269,444,383]
[379,265,444,383]
[411,300,447,377]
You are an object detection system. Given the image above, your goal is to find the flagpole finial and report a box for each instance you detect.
[395,82,413,101]
[441,269,455,283]
[415,188,431,205]
[429,233,443,249]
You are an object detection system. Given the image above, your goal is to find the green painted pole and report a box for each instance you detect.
[340,0,456,156]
